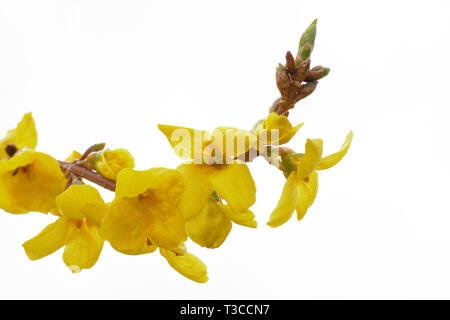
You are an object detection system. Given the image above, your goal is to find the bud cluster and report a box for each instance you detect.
[271,19,330,116]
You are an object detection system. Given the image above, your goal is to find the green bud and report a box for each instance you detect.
[80,142,106,160]
[298,19,317,61]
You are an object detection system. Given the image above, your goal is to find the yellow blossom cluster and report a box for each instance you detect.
[0,21,352,283]
[0,112,351,283]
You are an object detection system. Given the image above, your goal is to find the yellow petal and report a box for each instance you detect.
[0,151,34,174]
[317,131,354,170]
[144,200,187,250]
[296,139,323,180]
[296,171,319,221]
[0,113,37,158]
[176,163,214,220]
[65,151,82,162]
[0,151,67,214]
[211,127,257,159]
[95,148,135,180]
[279,123,303,145]
[222,204,257,228]
[15,113,38,150]
[158,124,210,161]
[63,220,104,273]
[256,112,303,146]
[160,248,209,283]
[101,197,155,255]
[115,168,184,203]
[209,163,256,213]
[55,184,107,227]
[267,172,298,228]
[185,199,232,248]
[23,217,71,260]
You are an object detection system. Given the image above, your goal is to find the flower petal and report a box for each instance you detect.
[0,113,37,158]
[145,201,187,250]
[160,248,208,283]
[222,205,257,228]
[65,151,82,162]
[22,217,71,260]
[63,221,104,273]
[14,113,38,150]
[267,172,298,228]
[209,163,256,214]
[317,131,353,170]
[211,127,257,159]
[256,112,303,146]
[296,139,323,180]
[185,199,232,248]
[279,123,304,145]
[176,163,214,220]
[115,168,184,202]
[55,184,107,227]
[101,197,155,255]
[296,171,319,221]
[158,124,210,161]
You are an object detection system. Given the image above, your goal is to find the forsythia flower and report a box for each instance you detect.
[91,148,135,180]
[23,184,107,272]
[158,124,257,223]
[0,151,67,214]
[158,124,256,163]
[101,167,187,254]
[267,131,353,227]
[254,112,303,146]
[0,113,66,214]
[0,113,37,158]
[186,195,257,249]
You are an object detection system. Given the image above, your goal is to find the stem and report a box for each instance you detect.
[59,161,116,191]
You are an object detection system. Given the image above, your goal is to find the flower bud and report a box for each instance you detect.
[298,19,317,61]
[256,112,303,146]
[305,66,330,81]
[94,148,135,180]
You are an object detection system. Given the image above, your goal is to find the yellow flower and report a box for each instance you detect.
[0,113,37,158]
[23,184,107,272]
[160,247,208,283]
[255,112,303,146]
[93,148,135,180]
[0,150,67,214]
[267,131,353,227]
[158,124,256,163]
[158,124,257,221]
[176,162,256,222]
[101,167,187,254]
[185,195,257,249]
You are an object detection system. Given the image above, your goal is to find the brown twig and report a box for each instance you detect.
[59,161,116,191]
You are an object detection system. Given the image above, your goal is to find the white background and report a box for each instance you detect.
[0,0,449,299]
